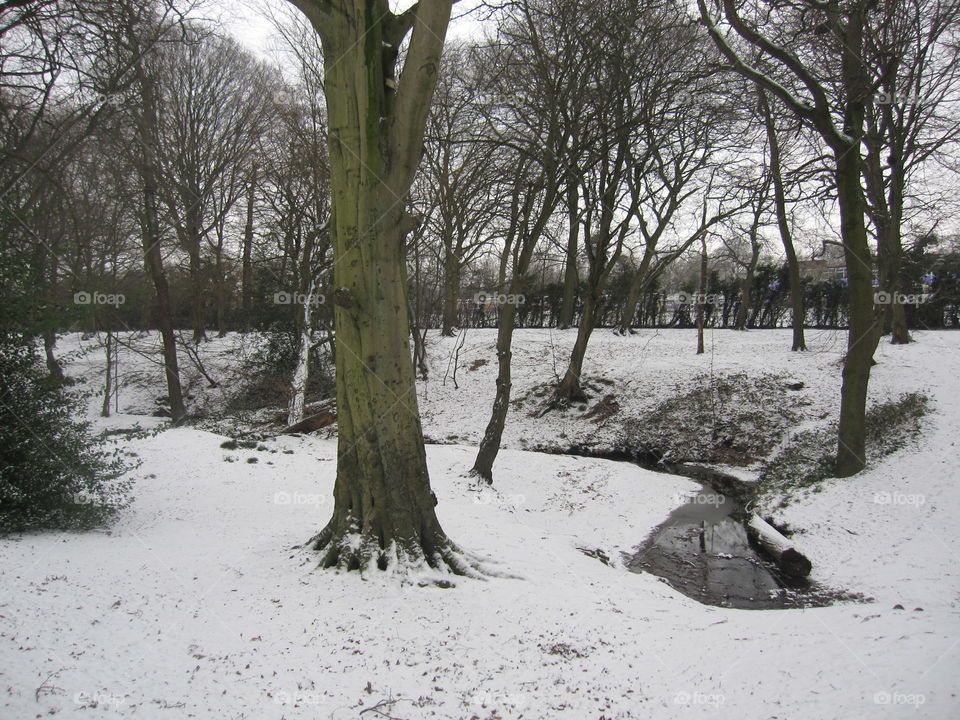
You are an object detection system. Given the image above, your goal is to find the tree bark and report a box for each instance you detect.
[440,240,460,336]
[138,70,186,423]
[293,0,480,576]
[558,177,579,329]
[759,91,806,350]
[241,167,256,326]
[696,237,708,354]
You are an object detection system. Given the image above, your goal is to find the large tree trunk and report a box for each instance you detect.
[138,71,186,423]
[298,0,479,576]
[834,4,882,477]
[760,91,806,350]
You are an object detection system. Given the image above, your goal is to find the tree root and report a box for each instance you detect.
[303,520,514,584]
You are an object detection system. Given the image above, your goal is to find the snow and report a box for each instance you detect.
[2,328,959,718]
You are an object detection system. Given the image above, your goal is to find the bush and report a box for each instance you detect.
[227,326,334,412]
[618,372,805,465]
[0,334,132,533]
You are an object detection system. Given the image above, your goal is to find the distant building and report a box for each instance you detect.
[798,244,847,282]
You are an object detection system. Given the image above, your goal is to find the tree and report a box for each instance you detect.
[420,47,502,337]
[862,0,960,344]
[699,0,882,475]
[469,0,585,482]
[758,89,807,350]
[154,29,271,343]
[287,0,485,576]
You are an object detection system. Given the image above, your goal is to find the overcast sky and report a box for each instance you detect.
[211,0,488,61]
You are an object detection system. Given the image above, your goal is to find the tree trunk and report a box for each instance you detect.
[300,0,478,576]
[43,328,63,381]
[471,300,519,483]
[760,91,806,350]
[185,217,206,343]
[554,284,597,403]
[287,280,315,426]
[558,177,579,329]
[696,238,708,354]
[242,167,256,326]
[138,71,186,423]
[440,241,459,336]
[834,4,882,477]
[101,331,113,418]
[734,270,752,330]
[834,143,881,477]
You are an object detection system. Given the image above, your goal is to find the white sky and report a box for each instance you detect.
[210,0,488,61]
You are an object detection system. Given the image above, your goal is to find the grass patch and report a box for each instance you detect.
[618,372,806,465]
[758,391,930,511]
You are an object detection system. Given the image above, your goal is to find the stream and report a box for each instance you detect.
[625,484,811,609]
[550,445,853,610]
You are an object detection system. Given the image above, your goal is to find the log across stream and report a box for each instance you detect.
[551,446,855,610]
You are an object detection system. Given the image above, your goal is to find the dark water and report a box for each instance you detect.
[626,486,817,610]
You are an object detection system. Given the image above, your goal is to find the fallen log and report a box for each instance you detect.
[281,409,337,435]
[747,514,812,579]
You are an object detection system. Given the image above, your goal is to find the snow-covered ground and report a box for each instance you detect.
[1,328,958,718]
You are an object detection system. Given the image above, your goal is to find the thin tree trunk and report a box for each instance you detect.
[558,177,579,329]
[440,242,459,336]
[138,71,186,423]
[242,167,256,325]
[287,280,314,426]
[471,302,518,483]
[760,91,806,350]
[185,218,206,343]
[696,238,708,354]
[101,331,113,418]
[554,282,597,402]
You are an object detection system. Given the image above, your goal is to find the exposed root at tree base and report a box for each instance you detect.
[304,522,513,584]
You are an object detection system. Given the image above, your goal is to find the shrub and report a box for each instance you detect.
[0,334,132,533]
[618,372,804,465]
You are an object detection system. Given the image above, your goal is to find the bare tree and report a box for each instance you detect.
[700,0,882,476]
[287,0,486,576]
[154,29,271,343]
